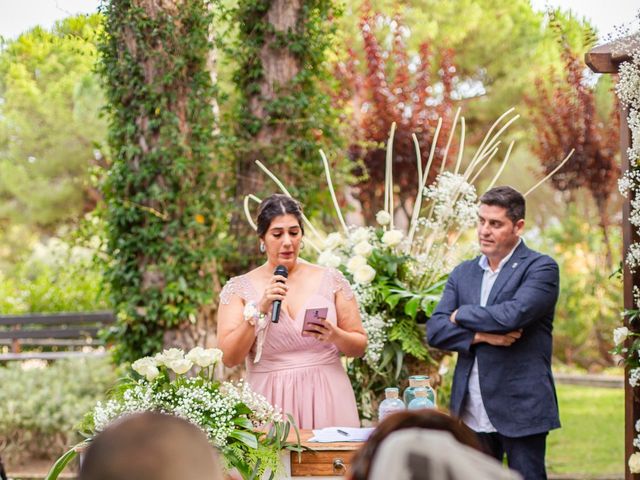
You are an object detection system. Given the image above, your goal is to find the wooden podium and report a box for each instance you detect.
[282,429,364,479]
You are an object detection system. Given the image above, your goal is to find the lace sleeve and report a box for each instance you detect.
[329,268,355,300]
[219,276,252,305]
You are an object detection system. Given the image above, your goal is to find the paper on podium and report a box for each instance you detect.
[308,426,375,442]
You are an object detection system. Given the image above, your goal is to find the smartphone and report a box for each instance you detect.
[301,307,329,337]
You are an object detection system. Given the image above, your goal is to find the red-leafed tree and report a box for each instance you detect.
[527,42,620,264]
[335,3,458,223]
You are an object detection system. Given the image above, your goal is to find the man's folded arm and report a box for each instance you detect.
[454,256,559,333]
[426,271,475,353]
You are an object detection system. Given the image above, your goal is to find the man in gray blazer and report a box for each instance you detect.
[427,186,560,480]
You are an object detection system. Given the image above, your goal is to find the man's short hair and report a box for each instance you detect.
[79,412,222,480]
[479,186,525,223]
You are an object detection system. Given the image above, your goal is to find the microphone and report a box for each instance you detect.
[271,265,288,323]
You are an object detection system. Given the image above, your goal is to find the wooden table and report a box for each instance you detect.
[281,429,364,479]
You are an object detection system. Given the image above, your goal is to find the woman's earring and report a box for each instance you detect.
[300,240,305,250]
[259,242,266,253]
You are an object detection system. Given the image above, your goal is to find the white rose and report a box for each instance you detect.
[629,452,640,473]
[131,357,160,382]
[614,326,630,346]
[324,232,343,250]
[318,250,342,268]
[186,346,223,368]
[165,358,193,375]
[347,255,368,274]
[354,241,373,257]
[353,264,376,285]
[375,210,391,226]
[381,229,403,247]
[155,347,184,366]
[350,227,370,243]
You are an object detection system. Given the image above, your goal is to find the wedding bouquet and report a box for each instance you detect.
[46,347,298,480]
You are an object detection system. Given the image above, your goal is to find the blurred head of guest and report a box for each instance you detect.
[349,409,483,480]
[366,428,521,480]
[79,412,223,480]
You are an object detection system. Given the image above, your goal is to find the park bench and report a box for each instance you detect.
[0,311,115,361]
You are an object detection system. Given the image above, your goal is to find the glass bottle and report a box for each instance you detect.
[408,387,435,410]
[378,387,405,422]
[403,375,436,407]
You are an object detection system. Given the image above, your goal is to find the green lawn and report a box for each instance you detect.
[547,384,624,475]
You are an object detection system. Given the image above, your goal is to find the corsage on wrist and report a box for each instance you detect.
[243,301,266,326]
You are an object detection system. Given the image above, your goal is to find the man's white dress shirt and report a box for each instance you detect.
[461,239,521,433]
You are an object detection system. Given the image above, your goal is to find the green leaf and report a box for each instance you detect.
[229,430,259,449]
[45,446,80,480]
[233,417,254,430]
[404,296,420,319]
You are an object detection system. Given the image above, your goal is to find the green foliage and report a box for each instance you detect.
[220,0,351,269]
[0,236,109,314]
[0,15,106,230]
[336,1,597,128]
[0,357,117,464]
[534,209,622,368]
[97,0,221,362]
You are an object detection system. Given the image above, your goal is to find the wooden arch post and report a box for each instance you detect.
[586,35,637,480]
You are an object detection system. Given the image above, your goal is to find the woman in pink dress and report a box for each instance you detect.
[217,194,367,429]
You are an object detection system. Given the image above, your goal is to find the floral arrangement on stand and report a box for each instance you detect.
[613,40,640,474]
[46,347,299,480]
[247,109,571,420]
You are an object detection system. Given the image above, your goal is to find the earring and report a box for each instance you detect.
[259,242,265,253]
[300,240,305,250]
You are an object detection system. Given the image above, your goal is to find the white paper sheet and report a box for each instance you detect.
[308,426,375,443]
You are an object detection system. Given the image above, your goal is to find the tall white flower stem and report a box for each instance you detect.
[468,107,516,166]
[523,149,575,197]
[407,119,442,245]
[440,107,461,175]
[385,122,397,229]
[454,116,466,175]
[319,150,349,235]
[486,140,516,191]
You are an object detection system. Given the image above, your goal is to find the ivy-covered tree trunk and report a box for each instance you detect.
[229,0,345,270]
[99,0,221,363]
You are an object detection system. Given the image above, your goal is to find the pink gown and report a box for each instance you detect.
[220,267,360,429]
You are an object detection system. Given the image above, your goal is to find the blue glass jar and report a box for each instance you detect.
[408,387,435,410]
[403,375,436,407]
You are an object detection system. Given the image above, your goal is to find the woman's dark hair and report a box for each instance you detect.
[479,186,525,223]
[349,410,482,480]
[256,194,305,237]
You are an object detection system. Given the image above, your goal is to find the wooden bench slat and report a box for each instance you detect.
[0,328,101,339]
[0,339,103,347]
[0,351,107,361]
[0,311,115,326]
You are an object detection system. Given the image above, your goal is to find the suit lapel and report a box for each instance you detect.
[486,242,530,305]
[468,260,484,305]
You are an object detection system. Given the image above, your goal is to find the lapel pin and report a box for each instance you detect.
[512,262,518,269]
